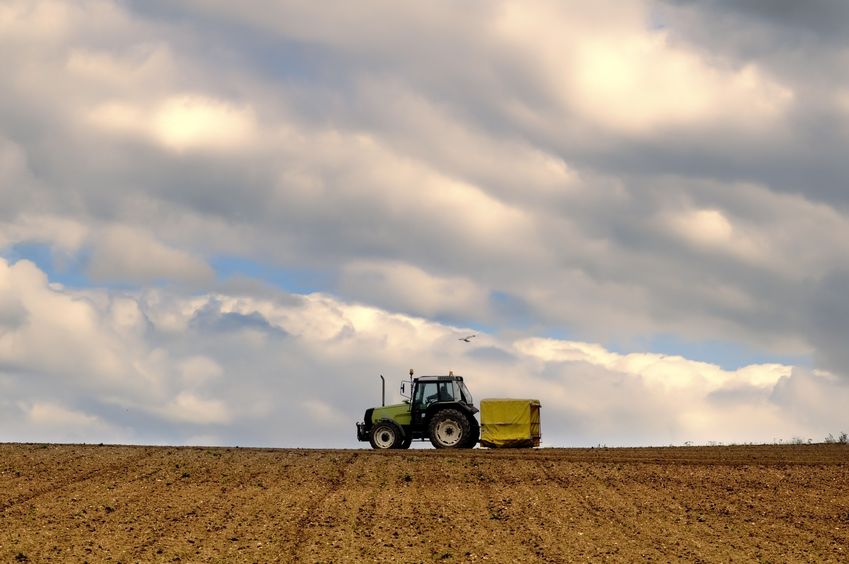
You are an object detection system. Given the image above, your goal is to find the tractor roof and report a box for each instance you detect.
[414,375,464,382]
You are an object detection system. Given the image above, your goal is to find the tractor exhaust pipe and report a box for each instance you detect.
[380,374,385,406]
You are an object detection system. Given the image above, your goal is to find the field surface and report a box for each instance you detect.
[1,443,847,562]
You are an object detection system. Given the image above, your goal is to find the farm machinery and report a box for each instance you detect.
[356,370,541,449]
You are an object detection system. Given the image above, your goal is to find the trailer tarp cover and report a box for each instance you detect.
[480,398,541,448]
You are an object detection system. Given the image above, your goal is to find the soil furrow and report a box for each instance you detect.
[1,444,847,563]
[0,449,153,513]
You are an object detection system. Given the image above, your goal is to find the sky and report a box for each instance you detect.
[1,0,849,448]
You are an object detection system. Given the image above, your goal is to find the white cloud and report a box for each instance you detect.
[89,95,258,152]
[0,259,128,382]
[569,38,792,134]
[3,257,841,447]
[265,127,542,265]
[491,0,793,135]
[661,207,769,265]
[0,1,78,43]
[0,214,89,252]
[302,399,350,429]
[340,260,489,320]
[159,392,231,425]
[108,296,148,337]
[152,95,257,151]
[0,400,127,443]
[28,401,103,428]
[514,337,789,392]
[669,208,734,247]
[179,355,223,388]
[87,225,213,285]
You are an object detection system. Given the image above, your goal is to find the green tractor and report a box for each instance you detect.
[356,370,480,449]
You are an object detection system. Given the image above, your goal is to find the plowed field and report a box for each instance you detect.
[1,444,847,562]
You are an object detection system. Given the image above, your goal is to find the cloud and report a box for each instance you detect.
[340,260,489,321]
[302,399,351,429]
[770,368,849,431]
[2,402,119,447]
[27,401,104,429]
[2,257,844,447]
[2,1,849,446]
[0,259,128,383]
[87,225,213,285]
[804,270,849,374]
[65,44,177,91]
[660,206,772,267]
[514,337,788,392]
[0,214,90,255]
[492,1,793,135]
[159,392,232,425]
[665,0,849,45]
[89,95,258,152]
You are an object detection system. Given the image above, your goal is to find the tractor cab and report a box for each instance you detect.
[405,375,476,428]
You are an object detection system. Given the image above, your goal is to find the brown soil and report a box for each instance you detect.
[1,443,847,562]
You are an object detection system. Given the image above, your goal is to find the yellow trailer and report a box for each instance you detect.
[479,399,541,448]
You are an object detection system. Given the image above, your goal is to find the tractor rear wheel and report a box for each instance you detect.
[428,409,471,449]
[461,418,480,449]
[370,420,403,449]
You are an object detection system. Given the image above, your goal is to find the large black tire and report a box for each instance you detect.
[428,409,471,449]
[370,420,403,449]
[461,418,480,449]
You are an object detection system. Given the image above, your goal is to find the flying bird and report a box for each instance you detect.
[458,334,476,343]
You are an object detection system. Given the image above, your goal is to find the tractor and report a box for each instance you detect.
[356,370,480,449]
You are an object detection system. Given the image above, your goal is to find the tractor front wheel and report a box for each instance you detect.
[370,420,403,449]
[428,409,471,449]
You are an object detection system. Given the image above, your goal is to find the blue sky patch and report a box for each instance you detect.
[610,334,811,372]
[2,242,91,288]
[210,255,333,295]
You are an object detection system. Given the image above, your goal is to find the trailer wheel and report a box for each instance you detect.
[370,420,403,449]
[428,409,470,449]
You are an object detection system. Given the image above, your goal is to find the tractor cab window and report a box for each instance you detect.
[438,382,454,401]
[458,381,473,405]
[415,382,439,409]
[415,380,464,409]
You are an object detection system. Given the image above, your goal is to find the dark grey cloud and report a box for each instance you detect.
[804,271,849,375]
[189,305,287,336]
[623,3,849,212]
[666,0,849,42]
